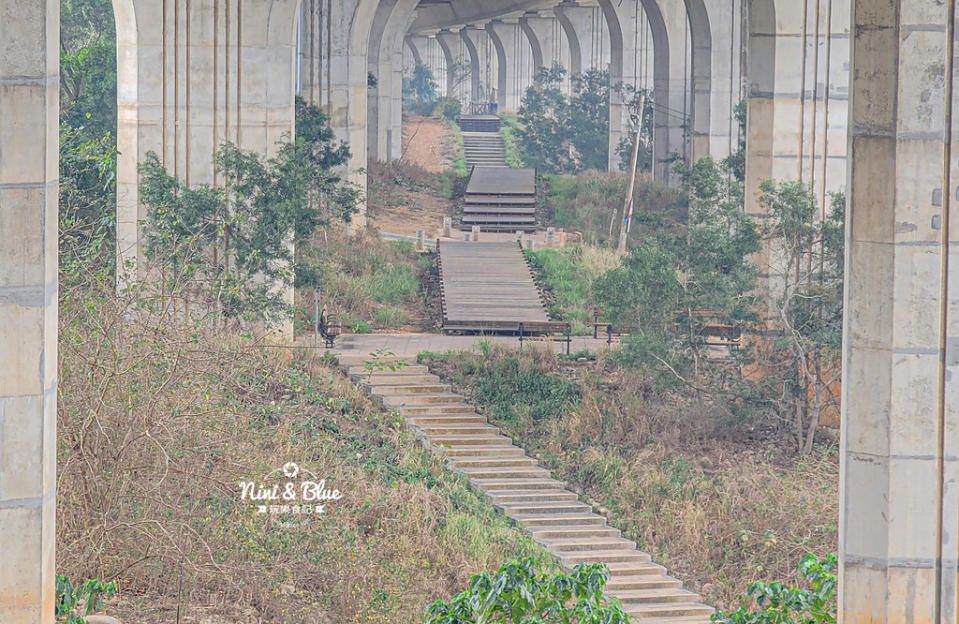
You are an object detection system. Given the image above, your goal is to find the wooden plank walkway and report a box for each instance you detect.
[336,352,715,624]
[439,241,551,331]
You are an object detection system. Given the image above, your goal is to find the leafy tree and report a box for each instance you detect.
[424,558,630,624]
[761,181,844,454]
[139,101,358,324]
[405,62,439,111]
[60,0,117,137]
[516,65,610,174]
[712,554,837,623]
[596,156,759,379]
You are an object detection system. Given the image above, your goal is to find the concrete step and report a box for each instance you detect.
[380,393,465,406]
[356,373,440,385]
[500,501,593,515]
[620,604,714,620]
[450,456,537,469]
[406,414,489,426]
[427,433,512,446]
[513,513,607,528]
[455,466,553,480]
[631,616,713,623]
[418,424,502,436]
[529,526,621,540]
[541,537,637,553]
[399,404,476,415]
[371,383,452,395]
[471,477,566,491]
[609,588,699,605]
[605,576,684,592]
[435,445,526,457]
[487,489,579,504]
[604,561,669,577]
[557,550,652,565]
[347,363,427,374]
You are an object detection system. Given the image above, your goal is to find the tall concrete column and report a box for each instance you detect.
[390,10,419,160]
[117,0,300,286]
[598,0,662,172]
[702,0,745,161]
[520,11,572,76]
[300,0,378,228]
[461,25,494,109]
[0,1,58,621]
[840,1,958,621]
[488,18,534,112]
[368,0,418,162]
[683,0,713,163]
[555,1,611,75]
[437,29,471,104]
[656,0,692,176]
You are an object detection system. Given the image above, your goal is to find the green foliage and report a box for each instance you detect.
[595,156,759,378]
[712,554,837,623]
[139,100,357,324]
[499,113,525,168]
[527,246,620,334]
[424,558,629,624]
[56,576,117,624]
[405,62,439,111]
[436,96,462,121]
[60,0,117,137]
[516,66,610,174]
[760,181,845,453]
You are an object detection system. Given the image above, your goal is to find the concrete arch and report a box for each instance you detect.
[519,17,544,71]
[460,28,483,103]
[435,31,458,98]
[683,0,713,161]
[486,22,509,109]
[405,36,422,64]
[599,0,670,175]
[553,7,582,76]
[367,0,418,161]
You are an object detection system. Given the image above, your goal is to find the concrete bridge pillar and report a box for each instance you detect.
[436,29,471,104]
[701,0,744,162]
[598,0,662,173]
[368,0,418,162]
[744,0,849,220]
[0,1,59,620]
[554,1,611,76]
[487,18,535,112]
[461,25,494,110]
[116,0,301,285]
[655,0,693,176]
[520,11,572,89]
[841,1,958,621]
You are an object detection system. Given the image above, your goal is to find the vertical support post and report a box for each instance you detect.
[471,225,481,241]
[313,289,320,349]
[416,229,425,251]
[0,1,59,620]
[546,227,556,248]
[443,216,452,238]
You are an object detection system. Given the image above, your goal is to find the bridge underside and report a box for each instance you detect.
[0,0,957,622]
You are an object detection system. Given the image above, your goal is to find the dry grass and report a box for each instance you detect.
[421,345,839,611]
[57,288,550,623]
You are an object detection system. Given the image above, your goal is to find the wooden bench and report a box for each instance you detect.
[319,314,342,349]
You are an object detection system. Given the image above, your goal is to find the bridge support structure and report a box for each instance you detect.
[840,1,958,621]
[0,1,59,620]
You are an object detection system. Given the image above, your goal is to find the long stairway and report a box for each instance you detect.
[338,354,714,623]
[463,132,508,167]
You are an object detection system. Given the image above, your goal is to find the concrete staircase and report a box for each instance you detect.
[338,354,714,623]
[463,131,508,167]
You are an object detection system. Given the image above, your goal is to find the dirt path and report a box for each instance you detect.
[401,115,454,172]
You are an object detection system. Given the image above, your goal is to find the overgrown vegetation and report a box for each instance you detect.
[58,271,551,623]
[420,345,839,611]
[527,246,620,334]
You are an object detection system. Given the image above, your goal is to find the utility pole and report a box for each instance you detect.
[618,94,645,253]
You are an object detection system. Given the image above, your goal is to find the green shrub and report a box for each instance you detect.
[351,319,371,333]
[712,554,837,623]
[436,96,461,120]
[424,558,629,624]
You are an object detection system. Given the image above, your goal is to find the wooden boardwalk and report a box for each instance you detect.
[438,241,551,331]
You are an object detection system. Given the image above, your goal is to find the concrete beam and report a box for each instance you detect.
[0,0,59,620]
[841,1,958,621]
